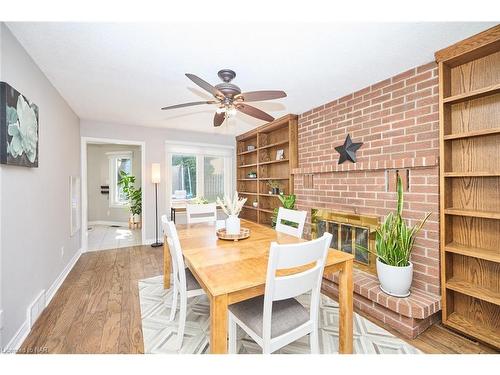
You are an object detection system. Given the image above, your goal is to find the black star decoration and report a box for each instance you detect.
[334,134,363,164]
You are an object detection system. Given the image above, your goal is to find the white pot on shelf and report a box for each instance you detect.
[226,215,241,235]
[376,258,413,298]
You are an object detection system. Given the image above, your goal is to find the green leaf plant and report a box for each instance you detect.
[358,175,431,267]
[271,193,298,229]
[117,170,142,217]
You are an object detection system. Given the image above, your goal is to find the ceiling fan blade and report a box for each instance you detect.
[161,100,217,110]
[214,112,226,127]
[236,104,274,122]
[237,90,287,102]
[185,73,225,99]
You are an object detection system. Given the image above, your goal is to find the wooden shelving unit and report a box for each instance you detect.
[436,25,500,349]
[235,114,298,227]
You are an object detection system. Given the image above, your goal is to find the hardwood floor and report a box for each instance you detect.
[19,245,163,354]
[19,245,498,354]
[353,307,498,354]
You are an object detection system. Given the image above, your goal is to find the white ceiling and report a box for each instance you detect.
[6,22,496,135]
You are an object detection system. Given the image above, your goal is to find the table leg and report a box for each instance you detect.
[338,259,353,354]
[209,294,228,354]
[163,236,171,289]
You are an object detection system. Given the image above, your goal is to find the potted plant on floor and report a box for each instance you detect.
[359,176,431,297]
[216,192,247,235]
[118,170,142,228]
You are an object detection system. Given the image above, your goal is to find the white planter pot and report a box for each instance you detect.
[226,215,241,235]
[376,258,413,298]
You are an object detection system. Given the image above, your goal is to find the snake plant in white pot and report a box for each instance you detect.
[216,192,247,235]
[359,176,431,297]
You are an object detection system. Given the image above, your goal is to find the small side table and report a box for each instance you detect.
[170,206,186,223]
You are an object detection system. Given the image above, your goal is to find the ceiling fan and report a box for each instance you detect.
[161,69,287,127]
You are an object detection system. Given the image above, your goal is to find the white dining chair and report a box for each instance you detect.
[186,203,217,224]
[161,215,205,349]
[275,207,307,238]
[228,232,333,354]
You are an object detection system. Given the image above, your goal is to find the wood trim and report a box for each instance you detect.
[235,114,296,141]
[443,127,500,140]
[438,61,449,322]
[442,83,500,104]
[435,24,500,65]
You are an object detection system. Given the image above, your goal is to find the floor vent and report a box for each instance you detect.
[28,290,46,329]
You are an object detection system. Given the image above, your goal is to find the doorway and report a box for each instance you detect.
[81,137,146,252]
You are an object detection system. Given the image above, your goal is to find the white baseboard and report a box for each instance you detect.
[3,319,29,354]
[46,248,82,304]
[3,247,82,353]
[88,220,128,227]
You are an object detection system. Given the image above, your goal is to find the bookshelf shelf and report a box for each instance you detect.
[436,25,500,349]
[236,114,298,227]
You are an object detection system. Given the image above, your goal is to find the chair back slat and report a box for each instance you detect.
[274,236,329,269]
[186,203,217,223]
[161,215,187,292]
[272,264,324,301]
[275,208,307,238]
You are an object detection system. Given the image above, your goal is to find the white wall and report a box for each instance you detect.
[80,120,235,240]
[0,21,4,348]
[0,23,81,347]
[87,144,141,224]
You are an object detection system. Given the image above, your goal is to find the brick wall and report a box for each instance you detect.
[293,61,440,296]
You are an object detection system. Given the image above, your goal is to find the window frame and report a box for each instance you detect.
[166,141,234,207]
[107,151,133,208]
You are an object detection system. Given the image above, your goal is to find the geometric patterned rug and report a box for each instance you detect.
[139,275,422,354]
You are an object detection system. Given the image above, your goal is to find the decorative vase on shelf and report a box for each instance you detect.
[226,215,241,235]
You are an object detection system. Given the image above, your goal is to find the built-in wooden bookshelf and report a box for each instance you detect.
[235,114,298,227]
[436,25,500,349]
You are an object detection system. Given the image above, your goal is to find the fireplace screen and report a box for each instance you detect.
[311,209,379,274]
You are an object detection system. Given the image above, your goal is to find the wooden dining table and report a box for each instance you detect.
[163,219,354,354]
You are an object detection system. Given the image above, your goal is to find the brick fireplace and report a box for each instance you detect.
[293,61,442,338]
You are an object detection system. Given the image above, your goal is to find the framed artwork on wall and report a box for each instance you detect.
[0,82,39,167]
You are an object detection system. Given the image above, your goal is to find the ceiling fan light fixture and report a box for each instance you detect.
[227,106,237,117]
[162,69,286,127]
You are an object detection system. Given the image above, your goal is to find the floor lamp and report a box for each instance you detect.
[151,163,163,248]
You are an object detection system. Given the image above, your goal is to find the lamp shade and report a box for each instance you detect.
[151,163,161,184]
